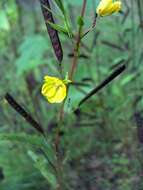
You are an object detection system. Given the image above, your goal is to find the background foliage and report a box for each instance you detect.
[0,0,143,189]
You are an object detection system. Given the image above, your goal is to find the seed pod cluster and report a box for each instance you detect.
[40,0,63,63]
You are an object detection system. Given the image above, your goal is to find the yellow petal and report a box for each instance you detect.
[44,75,57,81]
[97,0,112,9]
[41,75,67,104]
[96,0,121,16]
[41,83,54,95]
[96,0,112,16]
[48,84,66,103]
[45,86,57,99]
[111,1,121,13]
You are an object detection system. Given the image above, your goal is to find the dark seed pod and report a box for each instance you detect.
[134,112,143,144]
[0,167,4,181]
[5,93,44,135]
[40,0,63,63]
[78,64,126,107]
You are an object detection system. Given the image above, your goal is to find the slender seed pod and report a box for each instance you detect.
[40,0,63,63]
[5,93,44,135]
[78,64,126,107]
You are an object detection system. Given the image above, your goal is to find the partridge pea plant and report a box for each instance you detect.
[40,0,122,107]
[3,0,125,190]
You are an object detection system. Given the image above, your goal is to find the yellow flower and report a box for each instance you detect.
[96,0,121,17]
[41,75,69,103]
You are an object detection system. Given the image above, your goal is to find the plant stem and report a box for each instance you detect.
[58,0,87,121]
[54,1,87,189]
[69,0,87,80]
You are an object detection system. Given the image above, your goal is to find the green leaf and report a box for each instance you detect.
[54,0,65,15]
[0,10,10,31]
[0,133,44,147]
[15,34,49,75]
[121,74,136,86]
[28,150,57,189]
[53,0,72,37]
[46,20,68,34]
[0,133,55,162]
[77,16,84,27]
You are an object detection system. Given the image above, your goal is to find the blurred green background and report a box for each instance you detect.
[0,0,143,189]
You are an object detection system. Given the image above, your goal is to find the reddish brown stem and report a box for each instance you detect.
[69,0,87,80]
[54,2,87,189]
